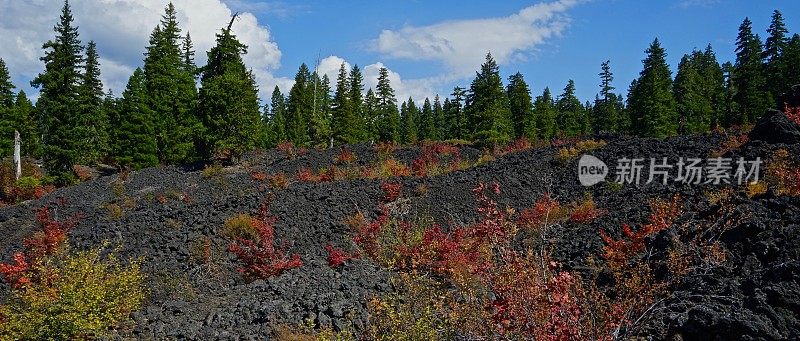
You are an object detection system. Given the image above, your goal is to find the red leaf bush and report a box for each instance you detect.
[785,105,800,125]
[324,244,360,267]
[380,182,402,203]
[227,199,303,279]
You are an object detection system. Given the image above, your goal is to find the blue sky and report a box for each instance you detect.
[1,0,798,104]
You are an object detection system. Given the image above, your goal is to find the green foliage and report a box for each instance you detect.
[198,21,263,159]
[332,63,360,144]
[78,41,109,162]
[349,65,365,141]
[764,10,789,103]
[444,87,468,140]
[556,80,584,137]
[286,64,313,146]
[265,86,288,147]
[418,98,436,141]
[308,73,332,146]
[375,67,400,142]
[675,52,713,133]
[0,245,145,340]
[533,87,557,139]
[465,53,513,146]
[593,61,625,133]
[113,68,158,169]
[731,18,769,125]
[143,3,200,164]
[401,99,419,144]
[30,1,86,183]
[506,72,534,139]
[627,38,678,137]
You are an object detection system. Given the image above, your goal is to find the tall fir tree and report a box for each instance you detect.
[0,58,17,157]
[782,34,800,104]
[375,67,400,142]
[699,45,726,128]
[433,95,445,141]
[674,51,713,133]
[556,80,583,137]
[198,18,263,160]
[506,72,534,139]
[401,98,419,144]
[732,18,769,125]
[363,89,379,142]
[419,98,436,141]
[181,33,197,77]
[114,68,158,169]
[464,53,513,145]
[764,10,788,102]
[593,60,624,133]
[15,91,41,157]
[445,87,467,140]
[308,72,332,146]
[266,86,287,146]
[533,87,557,139]
[30,0,85,181]
[348,65,366,141]
[78,41,109,162]
[286,63,312,145]
[627,38,678,137]
[143,2,200,164]
[332,63,359,144]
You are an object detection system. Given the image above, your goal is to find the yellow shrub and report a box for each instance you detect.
[201,163,226,179]
[557,139,607,163]
[367,273,453,341]
[106,203,123,220]
[745,181,768,198]
[0,245,145,340]
[222,213,259,242]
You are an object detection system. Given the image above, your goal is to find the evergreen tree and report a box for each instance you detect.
[349,65,365,141]
[0,59,17,157]
[593,60,623,133]
[286,63,312,145]
[198,19,263,159]
[674,51,712,133]
[15,91,41,157]
[433,95,445,141]
[114,68,158,169]
[556,80,583,137]
[627,38,678,137]
[533,87,557,139]
[464,53,513,145]
[783,34,800,101]
[764,10,788,102]
[419,98,435,141]
[143,2,199,164]
[363,89,379,142]
[506,72,534,139]
[375,67,400,142]
[30,0,85,181]
[699,45,726,128]
[181,33,197,77]
[332,63,359,144]
[732,18,769,124]
[78,41,109,162]
[445,87,467,140]
[266,86,287,146]
[308,72,332,146]
[401,98,419,144]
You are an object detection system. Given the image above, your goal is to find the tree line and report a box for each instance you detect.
[0,1,797,183]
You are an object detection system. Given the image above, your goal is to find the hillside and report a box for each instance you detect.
[0,113,799,339]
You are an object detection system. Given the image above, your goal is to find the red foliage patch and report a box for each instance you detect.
[324,244,360,267]
[334,149,357,164]
[785,105,800,125]
[411,143,462,177]
[516,193,561,229]
[380,182,402,203]
[500,137,532,155]
[228,199,303,279]
[250,171,268,182]
[0,253,31,289]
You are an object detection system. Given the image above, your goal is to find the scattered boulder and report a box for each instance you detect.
[749,109,800,144]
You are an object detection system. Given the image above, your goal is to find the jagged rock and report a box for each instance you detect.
[749,109,800,144]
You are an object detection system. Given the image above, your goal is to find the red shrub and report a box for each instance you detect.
[250,171,268,182]
[351,205,390,259]
[569,197,606,224]
[500,137,532,155]
[411,143,462,177]
[785,105,800,125]
[324,244,360,267]
[228,200,303,279]
[0,252,31,289]
[156,194,167,204]
[334,149,357,164]
[516,193,561,230]
[277,141,297,159]
[296,167,318,183]
[380,182,402,203]
[72,165,94,182]
[269,172,290,189]
[374,142,397,159]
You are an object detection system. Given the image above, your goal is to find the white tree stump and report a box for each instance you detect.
[13,130,21,180]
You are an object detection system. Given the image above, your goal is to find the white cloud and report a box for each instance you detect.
[363,62,441,103]
[676,0,720,9]
[0,0,289,100]
[371,0,581,77]
[316,55,350,84]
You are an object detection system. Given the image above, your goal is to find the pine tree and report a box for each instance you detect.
[433,95,445,141]
[198,18,263,160]
[78,41,109,162]
[674,51,712,133]
[445,87,467,140]
[181,33,197,77]
[332,63,359,144]
[627,38,678,137]
[593,61,623,133]
[143,3,199,164]
[286,63,312,145]
[783,34,800,101]
[15,91,41,157]
[464,53,513,145]
[764,10,788,102]
[375,67,400,142]
[556,80,583,137]
[0,58,17,157]
[419,98,436,141]
[114,68,158,169]
[30,0,85,181]
[266,86,287,146]
[699,45,726,128]
[401,98,419,144]
[732,18,769,125]
[308,72,332,146]
[506,72,534,139]
[533,87,557,139]
[363,88,379,142]
[349,65,366,141]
